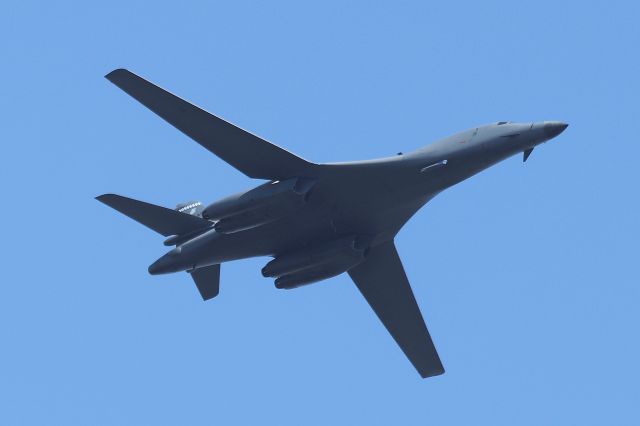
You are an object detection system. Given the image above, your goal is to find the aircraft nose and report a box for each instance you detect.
[543,121,569,139]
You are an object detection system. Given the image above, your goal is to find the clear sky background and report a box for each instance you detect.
[1,1,639,424]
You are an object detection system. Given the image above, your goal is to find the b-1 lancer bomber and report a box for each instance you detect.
[98,69,568,378]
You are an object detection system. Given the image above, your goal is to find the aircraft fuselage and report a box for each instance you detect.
[148,121,567,275]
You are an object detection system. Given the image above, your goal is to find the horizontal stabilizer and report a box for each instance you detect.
[190,264,221,300]
[105,68,316,180]
[349,241,444,378]
[96,194,211,237]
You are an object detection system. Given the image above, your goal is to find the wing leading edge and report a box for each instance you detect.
[105,68,316,180]
[348,241,444,378]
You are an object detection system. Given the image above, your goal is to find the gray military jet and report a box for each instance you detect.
[98,69,568,378]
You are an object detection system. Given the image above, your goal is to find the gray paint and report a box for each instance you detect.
[97,69,568,378]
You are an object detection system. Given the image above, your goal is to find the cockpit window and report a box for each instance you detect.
[497,121,508,125]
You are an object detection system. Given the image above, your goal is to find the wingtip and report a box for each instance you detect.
[420,366,446,379]
[95,193,117,203]
[105,68,130,82]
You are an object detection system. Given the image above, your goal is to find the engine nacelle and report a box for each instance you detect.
[262,236,365,278]
[263,235,371,289]
[274,252,365,289]
[214,201,298,233]
[202,178,316,233]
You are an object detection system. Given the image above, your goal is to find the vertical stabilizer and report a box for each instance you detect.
[189,265,221,301]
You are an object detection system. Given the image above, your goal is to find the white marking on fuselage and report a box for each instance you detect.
[420,159,448,173]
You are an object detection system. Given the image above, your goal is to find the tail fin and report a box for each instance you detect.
[96,194,211,236]
[189,264,221,301]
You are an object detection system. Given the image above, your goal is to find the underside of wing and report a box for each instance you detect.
[348,240,444,378]
[105,68,316,180]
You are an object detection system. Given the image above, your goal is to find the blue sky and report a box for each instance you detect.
[1,1,639,424]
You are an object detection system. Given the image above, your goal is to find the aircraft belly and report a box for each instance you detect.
[191,205,339,265]
[329,195,433,241]
[173,167,435,268]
